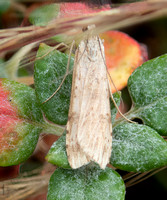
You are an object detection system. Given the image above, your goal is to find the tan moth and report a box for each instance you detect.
[66,35,112,169]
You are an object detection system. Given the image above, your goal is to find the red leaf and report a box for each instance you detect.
[0,80,18,116]
[0,80,22,153]
[0,79,42,166]
[60,2,110,18]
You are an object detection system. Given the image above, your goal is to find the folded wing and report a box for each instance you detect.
[66,36,112,169]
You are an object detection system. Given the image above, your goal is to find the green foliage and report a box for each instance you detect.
[47,166,125,200]
[2,42,167,199]
[128,55,167,107]
[34,43,73,125]
[46,132,70,169]
[137,97,167,135]
[29,4,60,26]
[1,1,167,199]
[111,122,167,172]
[127,55,167,135]
[0,0,10,15]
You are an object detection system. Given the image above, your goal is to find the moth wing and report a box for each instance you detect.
[77,37,112,169]
[66,46,90,169]
[66,121,90,169]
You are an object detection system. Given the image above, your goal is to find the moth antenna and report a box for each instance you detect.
[76,40,88,65]
[76,27,95,65]
[42,40,75,104]
[74,25,97,67]
[97,37,136,124]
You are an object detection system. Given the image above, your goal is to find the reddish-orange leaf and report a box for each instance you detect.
[100,31,147,92]
[0,80,22,153]
[59,2,110,18]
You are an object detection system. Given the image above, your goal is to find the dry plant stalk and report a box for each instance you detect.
[66,35,112,169]
[124,166,167,187]
[1,1,167,54]
[0,169,52,200]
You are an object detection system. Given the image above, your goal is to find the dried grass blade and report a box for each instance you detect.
[0,2,167,53]
[125,166,167,187]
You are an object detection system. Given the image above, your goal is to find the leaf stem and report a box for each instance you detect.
[36,120,65,136]
[42,122,65,136]
[113,107,139,128]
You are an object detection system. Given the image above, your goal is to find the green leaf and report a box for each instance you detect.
[128,54,167,107]
[34,43,74,125]
[137,97,167,135]
[0,79,44,166]
[110,91,121,123]
[127,54,167,135]
[46,131,70,169]
[29,4,60,26]
[0,0,10,15]
[110,122,167,172]
[47,166,125,200]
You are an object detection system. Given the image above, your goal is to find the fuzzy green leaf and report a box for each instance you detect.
[137,97,167,135]
[34,43,73,125]
[111,123,167,172]
[46,132,70,169]
[128,55,167,107]
[127,54,167,135]
[47,166,125,200]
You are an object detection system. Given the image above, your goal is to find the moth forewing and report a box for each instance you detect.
[66,45,91,169]
[66,35,112,169]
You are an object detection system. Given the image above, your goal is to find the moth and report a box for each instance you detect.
[66,35,112,169]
